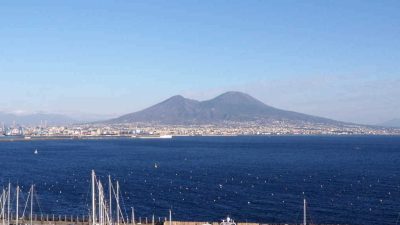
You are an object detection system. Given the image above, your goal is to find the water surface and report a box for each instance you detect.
[0,136,399,225]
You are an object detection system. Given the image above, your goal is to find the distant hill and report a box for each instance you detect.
[0,112,77,126]
[107,91,345,125]
[378,118,400,128]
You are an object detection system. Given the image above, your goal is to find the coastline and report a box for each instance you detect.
[1,134,399,142]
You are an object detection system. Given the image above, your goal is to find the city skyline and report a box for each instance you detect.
[1,0,399,125]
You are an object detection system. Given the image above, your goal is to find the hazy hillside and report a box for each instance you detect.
[0,112,77,126]
[378,118,400,128]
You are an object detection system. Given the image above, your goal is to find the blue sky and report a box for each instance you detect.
[0,0,399,124]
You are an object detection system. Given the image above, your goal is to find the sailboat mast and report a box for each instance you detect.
[169,209,172,225]
[1,189,5,225]
[16,186,19,225]
[116,181,119,225]
[303,199,306,225]
[7,183,10,225]
[92,170,96,225]
[131,208,135,225]
[30,185,34,225]
[101,184,105,225]
[98,181,102,225]
[108,175,112,224]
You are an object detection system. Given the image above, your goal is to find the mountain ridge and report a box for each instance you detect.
[107,91,345,125]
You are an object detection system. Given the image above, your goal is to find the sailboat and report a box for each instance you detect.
[34,149,38,154]
[91,170,127,225]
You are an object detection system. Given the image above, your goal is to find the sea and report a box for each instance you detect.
[0,136,399,225]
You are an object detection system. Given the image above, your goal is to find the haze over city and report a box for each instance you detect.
[1,1,399,125]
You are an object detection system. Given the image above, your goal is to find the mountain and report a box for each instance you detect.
[108,91,343,125]
[378,118,400,128]
[0,112,77,126]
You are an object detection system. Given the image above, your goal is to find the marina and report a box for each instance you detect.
[0,171,317,225]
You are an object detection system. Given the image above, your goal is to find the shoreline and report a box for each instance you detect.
[0,134,399,142]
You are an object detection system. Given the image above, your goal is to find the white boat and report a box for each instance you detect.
[160,135,173,139]
[135,135,173,139]
[220,217,236,225]
[34,149,38,154]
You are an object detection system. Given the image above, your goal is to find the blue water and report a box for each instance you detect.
[0,136,399,225]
